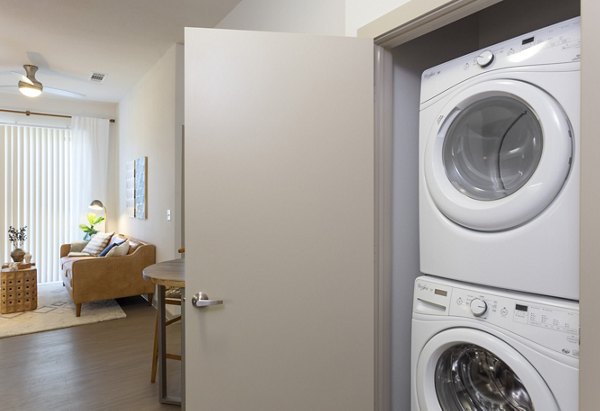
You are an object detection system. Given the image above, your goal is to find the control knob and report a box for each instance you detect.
[470,298,488,317]
[476,50,494,68]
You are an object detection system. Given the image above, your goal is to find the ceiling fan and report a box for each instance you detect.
[0,64,86,99]
[18,65,43,97]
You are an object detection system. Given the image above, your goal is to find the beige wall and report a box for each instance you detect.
[345,0,410,35]
[579,1,599,410]
[216,0,345,34]
[216,0,411,36]
[117,43,184,262]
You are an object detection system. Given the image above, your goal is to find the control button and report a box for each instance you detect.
[501,307,509,317]
[457,297,463,305]
[470,298,488,317]
[476,50,494,68]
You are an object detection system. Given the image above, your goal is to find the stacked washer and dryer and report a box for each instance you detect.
[412,17,581,411]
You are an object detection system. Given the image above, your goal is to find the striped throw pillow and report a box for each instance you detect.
[82,232,114,256]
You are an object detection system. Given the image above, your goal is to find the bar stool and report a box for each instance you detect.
[150,247,185,383]
[150,288,182,382]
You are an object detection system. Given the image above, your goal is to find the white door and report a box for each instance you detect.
[184,28,375,411]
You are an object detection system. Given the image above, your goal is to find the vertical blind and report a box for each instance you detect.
[1,125,72,283]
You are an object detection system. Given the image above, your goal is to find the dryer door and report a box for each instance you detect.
[416,328,559,411]
[424,79,573,231]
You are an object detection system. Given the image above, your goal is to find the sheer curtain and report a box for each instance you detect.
[0,125,72,283]
[69,116,110,241]
[0,116,109,283]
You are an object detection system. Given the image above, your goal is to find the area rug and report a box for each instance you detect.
[0,282,126,338]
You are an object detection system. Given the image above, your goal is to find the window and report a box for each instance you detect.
[1,124,72,283]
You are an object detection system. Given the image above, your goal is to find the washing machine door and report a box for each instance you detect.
[424,79,573,231]
[416,328,559,411]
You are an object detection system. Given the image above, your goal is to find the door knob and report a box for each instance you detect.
[191,291,223,308]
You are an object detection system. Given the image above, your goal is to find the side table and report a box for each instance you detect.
[0,267,38,314]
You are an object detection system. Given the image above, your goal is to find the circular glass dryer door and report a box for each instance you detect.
[416,328,559,411]
[424,79,573,231]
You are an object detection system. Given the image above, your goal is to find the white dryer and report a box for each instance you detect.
[419,17,580,300]
[411,276,579,411]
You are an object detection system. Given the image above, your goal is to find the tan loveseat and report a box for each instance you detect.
[60,234,155,316]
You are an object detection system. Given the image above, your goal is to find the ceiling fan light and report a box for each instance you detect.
[18,80,43,97]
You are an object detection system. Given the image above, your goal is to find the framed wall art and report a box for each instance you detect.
[125,160,135,218]
[134,156,148,219]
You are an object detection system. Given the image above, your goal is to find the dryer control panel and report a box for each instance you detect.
[420,16,581,104]
[414,276,580,359]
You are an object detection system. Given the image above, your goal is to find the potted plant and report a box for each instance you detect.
[79,213,105,241]
[7,225,27,262]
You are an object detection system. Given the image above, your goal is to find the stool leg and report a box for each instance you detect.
[151,310,159,383]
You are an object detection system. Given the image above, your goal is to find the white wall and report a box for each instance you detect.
[0,93,116,120]
[117,43,184,262]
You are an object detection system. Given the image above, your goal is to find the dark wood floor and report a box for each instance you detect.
[0,296,182,410]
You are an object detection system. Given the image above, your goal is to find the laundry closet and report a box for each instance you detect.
[366,0,581,409]
[183,0,596,409]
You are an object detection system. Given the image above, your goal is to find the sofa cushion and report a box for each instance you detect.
[99,238,125,257]
[127,239,142,254]
[70,241,89,253]
[109,234,127,246]
[67,251,93,257]
[98,242,117,257]
[106,240,130,257]
[82,232,114,256]
[60,255,95,270]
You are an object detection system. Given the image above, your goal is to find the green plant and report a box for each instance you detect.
[79,213,105,240]
[8,225,27,248]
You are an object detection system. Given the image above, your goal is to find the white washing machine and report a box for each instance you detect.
[411,276,579,411]
[419,17,580,300]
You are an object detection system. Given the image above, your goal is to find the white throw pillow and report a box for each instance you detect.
[82,232,114,256]
[106,240,130,257]
[67,252,92,257]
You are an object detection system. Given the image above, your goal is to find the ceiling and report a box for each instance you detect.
[0,0,241,103]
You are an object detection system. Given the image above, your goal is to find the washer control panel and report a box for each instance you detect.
[470,298,488,316]
[414,277,580,359]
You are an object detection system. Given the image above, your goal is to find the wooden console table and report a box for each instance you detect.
[0,266,38,314]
